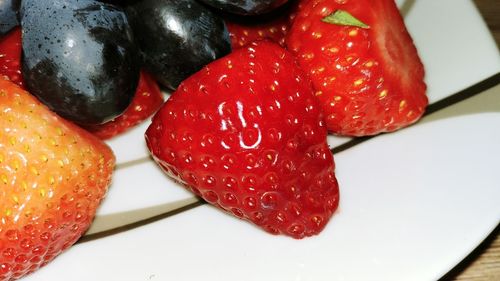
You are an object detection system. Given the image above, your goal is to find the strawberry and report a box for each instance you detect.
[226,0,303,48]
[85,70,164,140]
[286,0,428,136]
[0,79,115,280]
[0,27,23,87]
[145,41,339,239]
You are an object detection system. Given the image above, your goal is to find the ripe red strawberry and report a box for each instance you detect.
[286,0,428,136]
[0,27,23,87]
[0,79,115,280]
[85,70,164,140]
[145,41,339,239]
[226,0,304,48]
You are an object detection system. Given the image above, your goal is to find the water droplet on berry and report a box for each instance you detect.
[261,192,279,209]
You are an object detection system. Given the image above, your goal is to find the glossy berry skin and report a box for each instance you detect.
[0,27,23,87]
[20,0,140,125]
[199,0,289,15]
[0,79,115,281]
[0,0,18,36]
[126,0,231,90]
[146,41,339,239]
[286,0,428,136]
[85,70,164,140]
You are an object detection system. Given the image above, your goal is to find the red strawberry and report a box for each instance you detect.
[145,41,339,239]
[85,70,164,140]
[226,0,304,48]
[0,78,115,280]
[286,0,428,136]
[0,27,23,87]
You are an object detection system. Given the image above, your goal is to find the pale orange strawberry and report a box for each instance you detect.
[0,79,115,280]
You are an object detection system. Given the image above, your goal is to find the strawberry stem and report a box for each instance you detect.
[322,10,370,29]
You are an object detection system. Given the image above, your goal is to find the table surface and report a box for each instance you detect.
[441,1,499,280]
[474,0,500,47]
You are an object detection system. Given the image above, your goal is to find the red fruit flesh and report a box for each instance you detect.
[85,70,164,140]
[0,79,115,280]
[146,41,339,239]
[286,0,427,136]
[0,28,23,87]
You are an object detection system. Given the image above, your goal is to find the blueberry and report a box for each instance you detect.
[20,0,140,125]
[198,0,289,15]
[126,0,231,90]
[0,0,19,35]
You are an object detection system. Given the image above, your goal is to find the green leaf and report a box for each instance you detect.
[321,10,370,29]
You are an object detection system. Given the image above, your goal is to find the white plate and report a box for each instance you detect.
[25,0,500,280]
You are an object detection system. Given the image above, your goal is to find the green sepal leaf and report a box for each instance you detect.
[321,10,370,29]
